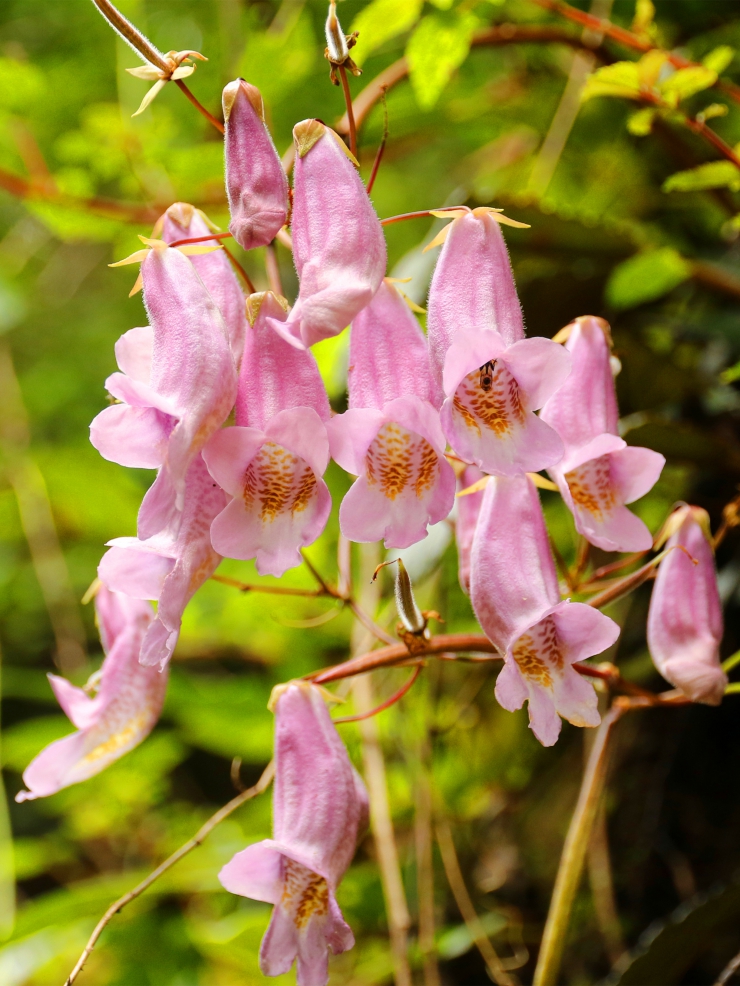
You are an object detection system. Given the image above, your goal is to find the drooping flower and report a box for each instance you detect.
[220,682,368,986]
[267,119,386,350]
[540,316,665,552]
[222,80,289,252]
[647,506,727,704]
[16,587,166,801]
[328,280,455,548]
[470,474,620,746]
[90,244,237,539]
[98,455,225,669]
[203,292,332,577]
[426,207,571,476]
[159,202,248,364]
[456,464,485,595]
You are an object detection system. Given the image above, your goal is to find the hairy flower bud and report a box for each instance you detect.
[220,682,368,986]
[470,474,620,746]
[16,588,166,801]
[204,292,332,576]
[647,506,726,704]
[540,316,665,552]
[268,120,386,350]
[223,80,289,251]
[328,280,455,548]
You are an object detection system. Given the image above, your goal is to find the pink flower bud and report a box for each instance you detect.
[456,465,485,595]
[470,474,620,746]
[159,202,247,364]
[98,455,226,669]
[15,588,167,801]
[427,209,570,476]
[328,281,455,548]
[220,682,368,986]
[647,506,727,704]
[268,120,386,349]
[222,80,289,251]
[90,246,237,540]
[203,292,332,576]
[540,316,665,552]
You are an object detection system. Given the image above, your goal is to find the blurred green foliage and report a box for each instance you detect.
[2,1,740,984]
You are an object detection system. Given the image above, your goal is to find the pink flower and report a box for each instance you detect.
[268,119,386,350]
[328,281,455,548]
[203,292,332,576]
[540,316,665,552]
[15,587,167,801]
[456,465,485,595]
[223,79,289,252]
[159,202,247,364]
[647,506,727,704]
[220,682,368,986]
[427,209,571,476]
[90,244,237,539]
[470,474,620,746]
[98,455,225,669]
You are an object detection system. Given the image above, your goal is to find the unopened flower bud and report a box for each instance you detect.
[223,79,289,251]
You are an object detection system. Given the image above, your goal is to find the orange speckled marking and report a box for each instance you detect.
[453,361,525,437]
[366,422,439,501]
[243,441,317,522]
[281,857,329,929]
[80,710,150,765]
[564,454,615,518]
[511,616,564,687]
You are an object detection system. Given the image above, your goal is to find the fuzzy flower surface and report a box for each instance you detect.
[470,474,620,746]
[220,682,368,986]
[16,588,166,801]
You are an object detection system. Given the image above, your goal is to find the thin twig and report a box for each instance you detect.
[167,231,233,248]
[338,65,357,160]
[436,816,514,986]
[334,664,422,723]
[347,599,398,646]
[265,241,283,297]
[174,80,225,134]
[211,573,325,597]
[366,88,389,195]
[587,798,624,965]
[714,946,740,986]
[416,737,441,986]
[90,0,169,70]
[222,245,256,294]
[532,701,627,986]
[64,760,275,986]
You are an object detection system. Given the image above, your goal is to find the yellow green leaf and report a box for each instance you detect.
[350,0,424,66]
[582,61,641,102]
[407,12,479,110]
[606,248,691,309]
[659,65,717,102]
[627,107,656,136]
[662,161,740,193]
[702,45,735,75]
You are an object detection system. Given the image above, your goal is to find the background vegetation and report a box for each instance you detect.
[1,0,740,983]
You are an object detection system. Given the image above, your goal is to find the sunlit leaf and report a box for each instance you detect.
[702,45,735,75]
[627,107,656,136]
[659,65,717,102]
[350,0,424,67]
[606,248,692,309]
[407,12,479,110]
[662,160,740,193]
[582,61,642,101]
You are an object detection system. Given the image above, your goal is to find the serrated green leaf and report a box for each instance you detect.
[702,45,735,75]
[582,61,642,102]
[627,107,656,136]
[659,65,717,101]
[350,0,424,66]
[606,248,692,309]
[407,12,479,111]
[663,160,740,193]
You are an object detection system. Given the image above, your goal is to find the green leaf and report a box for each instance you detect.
[351,0,424,65]
[0,58,46,113]
[659,65,717,102]
[631,0,655,35]
[702,45,735,75]
[662,160,740,193]
[407,12,479,110]
[627,107,656,136]
[697,102,729,122]
[582,61,641,102]
[606,248,692,309]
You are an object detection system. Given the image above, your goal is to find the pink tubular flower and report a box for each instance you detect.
[90,244,237,539]
[267,119,386,350]
[219,682,368,986]
[647,506,727,704]
[456,465,485,595]
[426,208,571,476]
[98,455,225,669]
[159,202,247,364]
[470,474,620,746]
[203,292,332,577]
[16,587,166,802]
[222,79,289,252]
[540,316,665,552]
[327,280,455,548]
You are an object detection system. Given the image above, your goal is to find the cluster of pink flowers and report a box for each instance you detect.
[16,58,728,986]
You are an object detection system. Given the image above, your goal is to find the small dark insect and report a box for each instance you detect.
[479,360,497,392]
